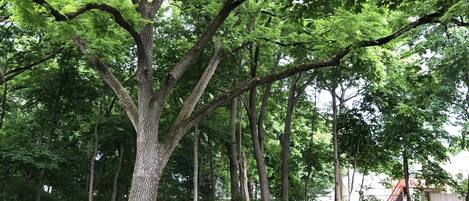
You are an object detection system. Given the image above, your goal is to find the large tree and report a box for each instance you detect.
[7,0,468,200]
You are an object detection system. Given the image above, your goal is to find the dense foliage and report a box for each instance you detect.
[0,0,467,201]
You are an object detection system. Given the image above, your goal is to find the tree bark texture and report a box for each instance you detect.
[229,98,242,200]
[193,125,199,201]
[89,120,100,201]
[240,152,250,201]
[247,80,271,201]
[281,75,300,201]
[331,91,343,201]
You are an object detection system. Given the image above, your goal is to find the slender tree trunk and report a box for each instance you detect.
[349,162,356,199]
[358,168,367,201]
[111,143,124,201]
[85,174,90,193]
[89,120,99,201]
[281,75,299,201]
[238,108,250,201]
[246,14,271,200]
[240,152,250,201]
[0,79,7,128]
[304,111,317,201]
[35,170,44,201]
[403,153,411,201]
[258,84,271,154]
[257,53,280,154]
[331,90,343,201]
[247,95,271,201]
[349,136,361,200]
[247,73,271,200]
[193,125,199,201]
[229,98,242,200]
[248,180,255,200]
[208,133,217,201]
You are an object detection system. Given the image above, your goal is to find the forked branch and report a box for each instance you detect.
[164,43,223,147]
[154,0,245,108]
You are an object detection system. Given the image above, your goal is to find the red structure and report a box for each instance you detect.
[387,179,420,201]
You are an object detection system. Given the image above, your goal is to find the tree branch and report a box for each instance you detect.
[171,42,223,127]
[163,43,223,149]
[0,48,62,84]
[73,36,139,129]
[168,10,446,141]
[31,0,144,53]
[0,24,12,44]
[154,0,245,109]
[450,18,469,26]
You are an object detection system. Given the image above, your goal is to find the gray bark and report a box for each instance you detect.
[193,125,199,201]
[281,75,300,201]
[208,133,217,201]
[257,84,271,154]
[89,120,99,201]
[247,72,271,201]
[0,78,6,128]
[240,152,250,201]
[331,90,343,201]
[229,98,242,200]
[246,19,271,199]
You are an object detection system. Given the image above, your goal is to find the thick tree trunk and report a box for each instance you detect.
[281,76,299,201]
[403,153,411,201]
[193,125,199,201]
[111,143,124,201]
[229,98,242,200]
[128,5,163,198]
[331,91,343,201]
[128,127,162,201]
